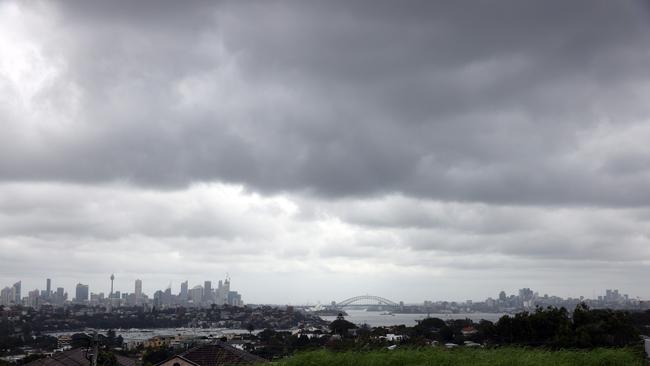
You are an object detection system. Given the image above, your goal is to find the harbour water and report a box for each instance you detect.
[320,309,506,327]
[45,311,508,340]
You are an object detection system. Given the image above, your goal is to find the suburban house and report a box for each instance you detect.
[23,348,136,366]
[156,341,267,366]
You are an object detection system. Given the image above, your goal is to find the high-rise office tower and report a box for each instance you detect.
[55,287,65,305]
[163,287,172,306]
[223,277,230,304]
[0,287,11,305]
[180,280,188,301]
[203,281,212,303]
[189,285,203,304]
[75,283,89,302]
[216,280,224,305]
[28,289,39,307]
[12,281,21,304]
[215,277,231,305]
[135,279,142,304]
[46,278,51,298]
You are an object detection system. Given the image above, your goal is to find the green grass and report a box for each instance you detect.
[276,347,646,366]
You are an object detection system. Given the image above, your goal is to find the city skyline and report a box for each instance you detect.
[0,275,646,307]
[2,1,650,304]
[1,274,243,307]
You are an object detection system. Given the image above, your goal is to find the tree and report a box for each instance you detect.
[329,313,357,336]
[439,325,454,343]
[258,329,276,343]
[246,323,255,335]
[418,317,446,329]
[21,323,33,341]
[33,335,58,351]
[71,333,91,349]
[477,320,496,344]
[142,347,174,366]
[106,329,116,348]
[18,354,46,365]
[97,352,118,366]
[413,317,446,340]
[356,323,372,339]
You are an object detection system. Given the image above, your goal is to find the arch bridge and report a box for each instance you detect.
[334,295,399,309]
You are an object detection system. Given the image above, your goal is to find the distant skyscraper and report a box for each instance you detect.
[228,290,243,306]
[180,280,188,301]
[163,287,172,306]
[135,279,142,304]
[46,278,51,298]
[223,277,230,303]
[12,281,21,304]
[215,280,224,305]
[215,276,235,305]
[518,288,533,301]
[55,287,65,305]
[0,287,11,305]
[203,281,212,303]
[153,290,164,307]
[75,283,89,302]
[28,289,39,307]
[189,285,203,304]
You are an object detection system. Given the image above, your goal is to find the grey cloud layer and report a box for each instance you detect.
[1,182,649,301]
[2,1,650,205]
[4,182,645,266]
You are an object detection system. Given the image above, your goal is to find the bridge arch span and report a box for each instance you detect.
[335,295,398,307]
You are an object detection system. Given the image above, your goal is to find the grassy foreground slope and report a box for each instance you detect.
[276,348,645,366]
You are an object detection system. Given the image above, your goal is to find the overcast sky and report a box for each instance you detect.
[1,0,650,304]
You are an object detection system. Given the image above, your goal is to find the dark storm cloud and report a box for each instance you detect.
[2,0,650,206]
[3,0,650,302]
